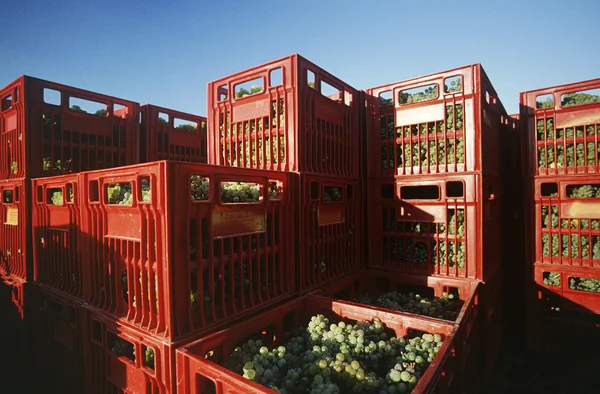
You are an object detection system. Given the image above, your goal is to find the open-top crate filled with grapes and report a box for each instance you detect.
[520,78,600,178]
[32,174,81,298]
[0,76,139,179]
[79,160,296,340]
[139,104,207,164]
[365,64,504,178]
[0,178,32,283]
[309,269,482,387]
[532,175,600,267]
[367,174,501,282]
[176,295,459,394]
[298,174,362,293]
[207,54,360,178]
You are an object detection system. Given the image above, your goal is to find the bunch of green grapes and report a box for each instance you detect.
[536,117,554,141]
[541,205,559,229]
[567,184,600,198]
[569,277,600,293]
[380,116,395,140]
[433,241,466,268]
[191,176,210,201]
[445,104,464,131]
[543,272,561,287]
[353,291,462,321]
[220,315,445,394]
[221,182,261,203]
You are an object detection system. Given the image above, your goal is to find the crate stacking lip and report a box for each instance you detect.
[207,53,360,177]
[32,174,81,298]
[79,160,296,341]
[367,173,501,282]
[0,178,31,282]
[176,295,459,394]
[520,77,600,178]
[298,174,362,293]
[532,175,600,267]
[365,63,504,178]
[0,75,139,179]
[139,104,207,164]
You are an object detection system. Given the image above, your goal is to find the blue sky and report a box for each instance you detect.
[1,0,598,115]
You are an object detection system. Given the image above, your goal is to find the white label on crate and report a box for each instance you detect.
[5,207,18,226]
[396,103,445,127]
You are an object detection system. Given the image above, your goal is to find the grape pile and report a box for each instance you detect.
[569,276,600,293]
[324,187,343,202]
[353,292,462,321]
[50,188,74,205]
[541,233,600,260]
[387,104,465,170]
[567,184,600,198]
[543,271,561,287]
[219,100,287,167]
[220,315,445,394]
[221,182,261,203]
[536,118,600,169]
[106,179,151,205]
[43,157,66,171]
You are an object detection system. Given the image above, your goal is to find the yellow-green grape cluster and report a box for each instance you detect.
[43,157,65,171]
[541,234,560,257]
[567,184,600,198]
[400,138,465,168]
[380,116,395,139]
[399,86,438,104]
[445,104,464,131]
[536,118,555,141]
[144,347,155,369]
[543,272,561,287]
[220,315,444,394]
[11,161,17,175]
[221,182,261,203]
[324,187,343,202]
[569,277,600,293]
[538,124,600,169]
[433,241,466,268]
[191,176,210,201]
[236,85,264,99]
[49,188,73,205]
[106,180,151,205]
[353,292,462,321]
[447,209,465,237]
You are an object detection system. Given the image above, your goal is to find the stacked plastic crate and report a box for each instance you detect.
[176,55,461,394]
[362,64,507,392]
[0,75,141,393]
[521,79,600,352]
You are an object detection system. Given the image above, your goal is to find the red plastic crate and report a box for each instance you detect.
[36,286,85,393]
[207,54,360,177]
[139,104,207,164]
[176,295,459,394]
[0,274,38,319]
[520,78,600,178]
[298,174,361,293]
[0,75,139,179]
[31,174,82,298]
[0,178,31,282]
[480,275,505,386]
[527,275,600,352]
[309,269,482,392]
[365,64,503,178]
[83,305,179,394]
[79,161,296,340]
[367,174,501,281]
[531,175,600,267]
[533,264,600,314]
